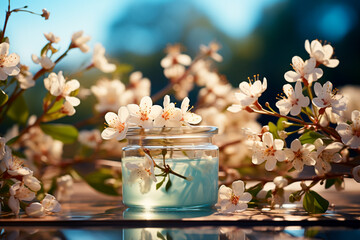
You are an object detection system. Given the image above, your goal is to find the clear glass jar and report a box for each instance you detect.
[122,126,219,210]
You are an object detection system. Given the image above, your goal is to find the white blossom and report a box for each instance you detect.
[305,39,339,68]
[273,176,288,188]
[284,139,316,172]
[154,95,182,127]
[200,42,223,62]
[252,132,286,171]
[26,203,45,217]
[125,154,157,194]
[55,175,74,201]
[91,78,126,113]
[180,97,202,125]
[313,138,343,175]
[44,71,80,115]
[218,180,252,213]
[9,181,36,215]
[336,110,360,149]
[127,96,162,129]
[17,65,35,89]
[0,42,20,80]
[276,81,309,116]
[284,56,323,84]
[227,77,267,113]
[23,174,41,192]
[32,54,55,70]
[161,44,191,79]
[41,194,61,213]
[92,43,116,73]
[78,129,102,148]
[127,71,151,103]
[44,32,60,43]
[71,31,91,53]
[101,106,129,141]
[313,81,346,115]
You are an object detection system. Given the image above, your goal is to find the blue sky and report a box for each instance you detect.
[2,0,284,67]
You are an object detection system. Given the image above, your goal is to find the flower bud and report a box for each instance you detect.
[278,130,288,140]
[273,176,288,189]
[26,202,45,217]
[41,9,50,20]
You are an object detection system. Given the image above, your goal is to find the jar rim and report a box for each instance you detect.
[126,126,218,136]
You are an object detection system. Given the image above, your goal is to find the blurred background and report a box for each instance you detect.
[1,0,360,128]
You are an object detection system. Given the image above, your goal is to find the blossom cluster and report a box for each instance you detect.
[0,137,60,216]
[101,95,201,141]
[223,39,360,213]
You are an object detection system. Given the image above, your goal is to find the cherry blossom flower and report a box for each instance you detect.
[200,42,223,62]
[284,139,316,172]
[352,165,360,183]
[180,97,202,125]
[22,117,63,165]
[41,9,50,20]
[276,81,309,116]
[284,56,323,84]
[71,31,91,53]
[26,202,45,217]
[127,71,151,103]
[313,138,343,175]
[91,78,126,112]
[217,180,252,213]
[101,106,129,141]
[9,181,36,215]
[55,174,74,201]
[127,96,162,129]
[23,173,41,192]
[92,43,116,73]
[198,73,232,105]
[305,39,339,68]
[125,153,157,194]
[78,129,102,148]
[161,44,191,79]
[273,176,288,188]
[41,194,61,213]
[336,110,360,149]
[312,81,347,115]
[32,54,55,70]
[252,132,286,171]
[44,71,80,115]
[44,32,60,43]
[16,65,35,89]
[0,42,20,80]
[227,77,267,113]
[154,95,182,127]
[0,151,32,176]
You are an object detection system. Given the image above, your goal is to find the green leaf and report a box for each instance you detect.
[325,179,336,189]
[299,131,325,144]
[6,95,29,125]
[246,182,264,198]
[305,227,320,238]
[268,121,280,139]
[83,168,120,196]
[156,176,166,190]
[165,177,172,192]
[40,123,78,144]
[303,190,329,214]
[6,135,20,146]
[277,117,287,131]
[0,88,8,107]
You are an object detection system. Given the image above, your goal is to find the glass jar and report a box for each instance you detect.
[122,126,219,210]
